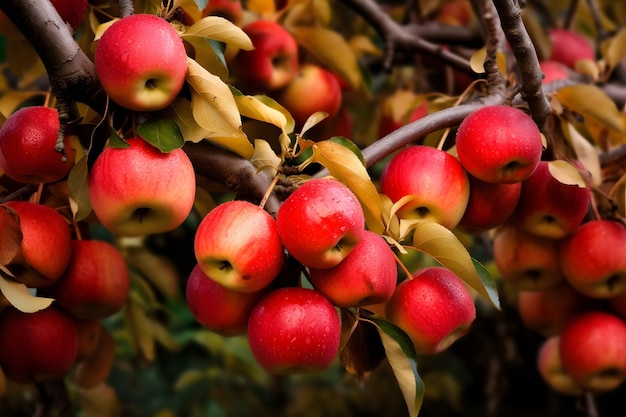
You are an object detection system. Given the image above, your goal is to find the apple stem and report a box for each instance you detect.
[393,251,413,281]
[582,391,599,417]
[259,174,280,211]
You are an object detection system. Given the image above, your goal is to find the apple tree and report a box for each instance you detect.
[0,0,625,416]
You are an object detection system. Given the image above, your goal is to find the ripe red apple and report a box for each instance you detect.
[4,201,73,288]
[457,174,521,234]
[548,29,595,69]
[492,224,564,291]
[74,318,103,361]
[73,325,116,389]
[379,145,470,229]
[40,239,130,320]
[536,336,583,396]
[273,63,343,130]
[385,267,476,355]
[50,0,88,30]
[539,60,569,84]
[559,310,626,392]
[276,178,365,269]
[247,287,341,374]
[231,20,299,94]
[516,280,596,337]
[94,14,188,111]
[308,230,398,308]
[186,263,267,336]
[0,106,76,184]
[194,200,285,293]
[201,0,243,25]
[88,137,196,237]
[0,305,79,383]
[455,105,543,184]
[510,161,591,239]
[559,219,626,298]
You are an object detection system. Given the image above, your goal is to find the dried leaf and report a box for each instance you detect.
[234,94,294,135]
[600,27,626,74]
[125,248,181,300]
[167,97,210,142]
[339,310,386,381]
[0,271,54,313]
[563,122,602,187]
[469,47,506,75]
[251,139,282,178]
[182,16,253,50]
[410,221,500,307]
[124,300,155,362]
[0,205,21,265]
[547,160,587,188]
[67,156,92,221]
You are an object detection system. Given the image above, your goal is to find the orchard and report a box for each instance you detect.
[1,0,626,416]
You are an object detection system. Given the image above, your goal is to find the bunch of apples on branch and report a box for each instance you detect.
[0,0,626,416]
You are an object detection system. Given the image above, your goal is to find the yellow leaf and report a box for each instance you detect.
[124,301,155,362]
[469,47,506,75]
[246,0,277,17]
[68,156,92,221]
[234,94,294,134]
[291,27,362,90]
[186,58,253,158]
[547,160,587,187]
[563,122,602,187]
[182,16,253,50]
[0,271,54,313]
[310,140,384,233]
[182,36,229,80]
[600,27,626,74]
[251,139,282,177]
[167,97,211,142]
[410,221,499,306]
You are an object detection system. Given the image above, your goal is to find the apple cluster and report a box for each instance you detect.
[187,177,479,374]
[0,200,129,388]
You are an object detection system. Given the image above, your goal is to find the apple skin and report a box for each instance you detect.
[378,97,428,138]
[0,305,79,384]
[510,161,591,239]
[40,240,130,320]
[94,14,188,111]
[457,174,521,234]
[231,20,299,94]
[437,0,474,27]
[455,105,543,184]
[0,106,76,184]
[539,60,570,84]
[73,325,116,389]
[308,230,398,308]
[548,29,595,69]
[385,267,476,355]
[88,137,196,237]
[194,200,285,293]
[186,263,267,336]
[50,0,88,30]
[247,287,341,374]
[492,224,564,291]
[379,145,470,229]
[559,310,626,392]
[516,280,597,337]
[276,178,365,269]
[273,64,343,130]
[74,319,103,362]
[559,219,626,299]
[201,0,243,25]
[536,336,583,396]
[4,201,73,288]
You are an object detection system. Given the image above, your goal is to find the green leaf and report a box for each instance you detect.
[108,129,129,149]
[137,118,185,152]
[410,221,500,308]
[366,315,424,417]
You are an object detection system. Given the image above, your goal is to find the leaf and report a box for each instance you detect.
[0,271,54,313]
[234,94,295,135]
[182,16,253,51]
[469,47,507,75]
[167,97,211,142]
[125,248,181,300]
[67,156,92,222]
[411,221,500,308]
[124,299,156,362]
[547,160,587,188]
[367,316,424,417]
[308,140,384,234]
[291,26,362,91]
[563,122,602,187]
[0,205,21,265]
[600,27,626,75]
[251,139,282,178]
[181,37,229,80]
[186,58,253,158]
[339,309,386,381]
[137,118,185,152]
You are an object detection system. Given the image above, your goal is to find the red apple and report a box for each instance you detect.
[194,200,285,293]
[437,0,474,27]
[73,325,116,389]
[273,63,343,130]
[492,224,564,291]
[74,318,103,361]
[559,310,626,392]
[41,239,130,320]
[548,29,595,69]
[247,287,341,373]
[0,305,79,383]
[186,263,267,336]
[4,201,73,288]
[201,0,243,25]
[455,105,543,184]
[231,20,299,94]
[94,14,188,111]
[379,145,470,229]
[50,0,88,30]
[559,219,626,298]
[378,94,428,138]
[88,137,196,237]
[385,267,476,355]
[308,230,398,308]
[516,280,596,337]
[539,60,570,84]
[276,178,365,269]
[0,106,76,184]
[457,174,521,234]
[510,161,591,239]
[536,336,583,396]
